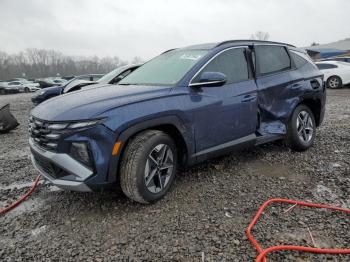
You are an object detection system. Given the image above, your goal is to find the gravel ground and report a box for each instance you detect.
[0,88,349,261]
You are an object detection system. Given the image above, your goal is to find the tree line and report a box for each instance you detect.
[0,48,143,80]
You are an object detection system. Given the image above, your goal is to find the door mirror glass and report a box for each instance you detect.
[189,71,226,87]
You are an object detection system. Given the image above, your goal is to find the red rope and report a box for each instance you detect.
[0,175,41,215]
[246,198,350,262]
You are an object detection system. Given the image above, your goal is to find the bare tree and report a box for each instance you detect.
[0,48,131,79]
[131,56,144,64]
[251,31,270,41]
[310,42,320,46]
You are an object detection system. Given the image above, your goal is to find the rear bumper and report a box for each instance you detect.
[29,138,93,192]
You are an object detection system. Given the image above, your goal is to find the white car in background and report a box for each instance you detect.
[0,80,40,93]
[316,61,350,89]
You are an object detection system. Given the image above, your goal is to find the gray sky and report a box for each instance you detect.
[0,0,349,61]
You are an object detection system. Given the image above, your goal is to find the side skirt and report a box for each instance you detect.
[189,133,285,165]
[191,134,256,163]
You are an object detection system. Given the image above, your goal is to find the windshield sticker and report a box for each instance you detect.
[180,54,203,60]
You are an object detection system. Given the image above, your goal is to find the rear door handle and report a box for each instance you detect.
[241,94,256,102]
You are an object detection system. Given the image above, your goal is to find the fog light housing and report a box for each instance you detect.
[70,142,93,168]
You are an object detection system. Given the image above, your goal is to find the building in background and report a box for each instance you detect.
[304,38,350,60]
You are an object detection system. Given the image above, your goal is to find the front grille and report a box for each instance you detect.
[33,154,56,176]
[29,117,59,151]
[32,151,68,179]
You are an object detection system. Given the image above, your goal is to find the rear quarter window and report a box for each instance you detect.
[255,45,291,76]
[290,51,308,68]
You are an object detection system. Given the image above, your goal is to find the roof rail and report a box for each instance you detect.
[215,40,295,48]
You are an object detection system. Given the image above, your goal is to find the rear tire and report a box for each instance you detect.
[286,105,316,151]
[24,87,30,93]
[0,89,6,95]
[326,76,342,89]
[120,130,177,204]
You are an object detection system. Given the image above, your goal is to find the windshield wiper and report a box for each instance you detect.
[118,83,143,86]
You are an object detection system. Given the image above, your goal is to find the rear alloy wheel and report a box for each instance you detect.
[326,76,342,89]
[120,130,177,204]
[286,105,316,151]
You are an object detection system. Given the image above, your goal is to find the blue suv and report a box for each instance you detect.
[29,40,326,203]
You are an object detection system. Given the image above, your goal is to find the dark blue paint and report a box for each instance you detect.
[31,41,326,190]
[31,85,63,105]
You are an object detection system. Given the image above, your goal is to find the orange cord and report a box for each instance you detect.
[246,198,350,262]
[0,175,41,215]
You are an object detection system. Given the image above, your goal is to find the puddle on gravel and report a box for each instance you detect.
[0,180,62,192]
[244,159,306,181]
[1,198,45,218]
[0,181,36,191]
[276,230,336,249]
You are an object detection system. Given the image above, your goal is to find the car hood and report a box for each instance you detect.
[31,84,171,121]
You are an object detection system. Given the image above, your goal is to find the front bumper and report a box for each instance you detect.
[29,138,93,192]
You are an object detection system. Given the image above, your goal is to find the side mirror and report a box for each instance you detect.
[189,71,227,87]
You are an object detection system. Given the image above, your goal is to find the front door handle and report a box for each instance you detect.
[241,94,256,102]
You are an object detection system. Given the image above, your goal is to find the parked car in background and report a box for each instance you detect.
[316,61,350,88]
[63,65,140,93]
[0,83,20,94]
[321,56,350,63]
[0,80,40,94]
[7,78,28,82]
[32,65,140,104]
[29,40,326,203]
[36,78,67,88]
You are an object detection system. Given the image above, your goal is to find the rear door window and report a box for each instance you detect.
[255,45,291,76]
[192,48,249,85]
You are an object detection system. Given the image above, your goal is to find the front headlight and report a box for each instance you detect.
[47,119,105,130]
[68,120,102,129]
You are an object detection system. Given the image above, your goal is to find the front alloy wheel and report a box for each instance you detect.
[120,130,177,204]
[145,144,174,194]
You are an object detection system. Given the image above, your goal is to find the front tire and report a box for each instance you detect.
[120,130,177,204]
[286,105,316,151]
[24,87,30,93]
[326,76,342,89]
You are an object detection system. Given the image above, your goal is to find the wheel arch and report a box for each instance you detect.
[107,116,194,183]
[297,98,322,127]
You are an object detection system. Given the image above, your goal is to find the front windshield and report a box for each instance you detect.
[119,49,208,86]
